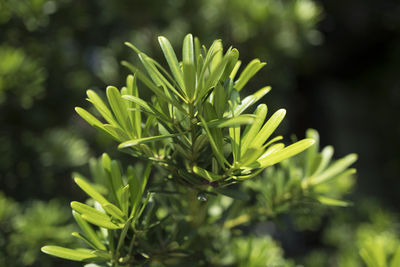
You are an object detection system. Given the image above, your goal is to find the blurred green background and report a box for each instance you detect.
[0,0,399,266]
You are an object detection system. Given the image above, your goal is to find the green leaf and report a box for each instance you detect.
[139,53,186,102]
[41,246,100,262]
[103,124,130,141]
[75,107,104,129]
[106,86,130,133]
[251,109,286,149]
[241,104,268,156]
[305,128,320,177]
[233,86,271,116]
[71,232,99,250]
[126,74,141,138]
[120,184,130,215]
[201,114,255,128]
[198,115,227,168]
[311,145,334,177]
[314,196,351,207]
[310,153,358,185]
[193,166,224,182]
[121,61,184,112]
[121,95,155,115]
[158,36,185,90]
[86,90,117,126]
[103,203,125,222]
[74,177,109,206]
[183,33,196,99]
[71,201,122,229]
[234,59,266,91]
[118,133,185,149]
[110,160,124,205]
[253,139,315,168]
[72,211,106,251]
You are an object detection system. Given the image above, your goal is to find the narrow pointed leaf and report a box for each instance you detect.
[74,177,109,206]
[71,232,99,250]
[305,128,320,177]
[106,86,130,132]
[311,145,334,177]
[86,90,117,126]
[234,59,266,91]
[71,201,122,229]
[126,74,141,138]
[315,196,351,207]
[183,34,196,99]
[251,109,286,148]
[72,211,106,250]
[241,104,268,156]
[41,246,100,262]
[75,107,104,129]
[234,86,271,116]
[103,203,125,222]
[253,139,315,168]
[310,153,358,185]
[158,36,185,90]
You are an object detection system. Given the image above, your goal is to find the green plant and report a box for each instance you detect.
[41,34,356,266]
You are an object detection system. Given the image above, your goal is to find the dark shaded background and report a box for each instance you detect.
[0,0,399,266]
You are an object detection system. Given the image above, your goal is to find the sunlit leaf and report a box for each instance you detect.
[41,246,100,262]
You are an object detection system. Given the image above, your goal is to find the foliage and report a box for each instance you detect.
[41,34,357,266]
[76,34,314,187]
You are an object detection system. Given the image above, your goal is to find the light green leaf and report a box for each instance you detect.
[41,246,100,262]
[241,104,268,156]
[118,133,185,149]
[305,128,320,177]
[106,86,130,133]
[315,196,351,207]
[158,36,185,90]
[74,177,109,206]
[71,201,122,229]
[126,74,141,138]
[75,107,104,129]
[251,109,286,149]
[122,95,154,114]
[110,160,124,205]
[233,86,271,116]
[139,53,186,102]
[86,90,117,126]
[120,184,130,215]
[71,232,99,250]
[72,211,106,251]
[103,124,130,141]
[103,203,125,222]
[310,153,358,185]
[253,139,315,168]
[121,61,184,112]
[234,59,266,91]
[183,34,196,100]
[311,145,334,177]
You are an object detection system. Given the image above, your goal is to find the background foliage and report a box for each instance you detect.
[1,0,399,266]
